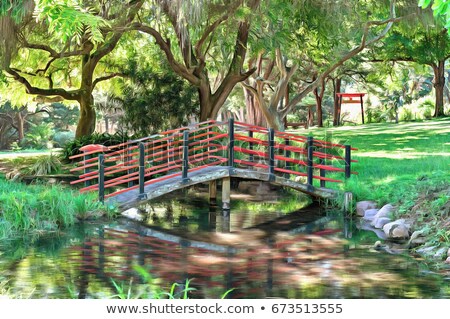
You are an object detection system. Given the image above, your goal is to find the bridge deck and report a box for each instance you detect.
[108,166,338,209]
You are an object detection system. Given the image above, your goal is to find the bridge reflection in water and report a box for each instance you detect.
[69,217,347,299]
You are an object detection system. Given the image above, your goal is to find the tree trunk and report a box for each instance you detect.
[76,93,96,138]
[243,85,265,126]
[314,88,323,127]
[333,78,341,126]
[433,60,445,117]
[307,105,314,128]
[16,112,25,143]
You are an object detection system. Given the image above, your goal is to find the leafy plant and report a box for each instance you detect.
[26,154,61,176]
[20,123,54,150]
[53,130,75,148]
[0,178,114,238]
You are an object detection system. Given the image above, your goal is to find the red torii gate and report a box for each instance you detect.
[336,92,366,125]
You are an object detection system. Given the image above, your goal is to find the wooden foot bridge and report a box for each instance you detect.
[69,119,357,209]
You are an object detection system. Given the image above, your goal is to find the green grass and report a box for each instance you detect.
[0,178,118,238]
[306,118,449,203]
[302,118,450,245]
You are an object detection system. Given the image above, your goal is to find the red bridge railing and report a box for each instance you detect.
[69,119,357,202]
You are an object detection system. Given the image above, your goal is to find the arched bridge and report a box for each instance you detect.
[69,120,357,208]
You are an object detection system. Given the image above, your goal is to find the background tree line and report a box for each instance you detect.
[0,0,448,150]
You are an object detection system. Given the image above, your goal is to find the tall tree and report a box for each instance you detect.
[244,0,403,130]
[130,0,260,121]
[370,19,450,117]
[1,0,144,137]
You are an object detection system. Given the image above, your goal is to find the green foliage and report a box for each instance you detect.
[419,0,450,27]
[53,130,75,148]
[21,123,54,149]
[0,177,116,238]
[119,52,198,136]
[26,154,61,175]
[43,103,80,131]
[61,131,134,160]
[34,0,110,44]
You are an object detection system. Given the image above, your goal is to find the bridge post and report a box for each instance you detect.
[284,138,290,179]
[268,128,275,182]
[228,118,235,168]
[209,180,217,205]
[248,130,254,164]
[138,142,147,200]
[98,153,105,203]
[345,145,351,179]
[182,130,190,182]
[307,136,314,190]
[222,177,231,212]
[319,158,326,188]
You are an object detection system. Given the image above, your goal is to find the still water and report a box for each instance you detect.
[0,187,449,299]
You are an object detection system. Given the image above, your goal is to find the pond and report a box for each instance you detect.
[0,185,449,299]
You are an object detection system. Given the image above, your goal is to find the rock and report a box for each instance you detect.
[373,204,394,219]
[371,204,395,228]
[373,217,391,229]
[407,230,427,246]
[294,176,307,184]
[433,247,448,259]
[356,201,377,217]
[383,219,410,239]
[416,245,438,256]
[363,209,379,221]
[373,240,385,250]
[121,207,144,221]
[446,257,450,264]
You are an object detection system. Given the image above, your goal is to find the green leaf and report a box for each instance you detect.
[418,0,432,9]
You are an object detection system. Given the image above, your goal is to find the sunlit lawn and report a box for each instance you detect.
[302,118,450,205]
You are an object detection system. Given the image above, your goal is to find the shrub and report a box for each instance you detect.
[399,107,413,122]
[418,99,434,119]
[26,154,62,176]
[53,130,75,148]
[20,123,54,149]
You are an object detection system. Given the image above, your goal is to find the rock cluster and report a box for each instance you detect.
[356,201,411,240]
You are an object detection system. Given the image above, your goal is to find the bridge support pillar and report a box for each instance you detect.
[222,177,231,212]
[209,180,217,205]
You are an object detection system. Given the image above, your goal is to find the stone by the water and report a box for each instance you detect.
[363,208,378,221]
[383,219,409,239]
[373,217,391,229]
[356,201,377,217]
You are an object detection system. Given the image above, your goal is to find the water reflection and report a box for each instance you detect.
[0,195,448,299]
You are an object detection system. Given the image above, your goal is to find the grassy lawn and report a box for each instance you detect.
[306,118,449,204]
[303,118,450,247]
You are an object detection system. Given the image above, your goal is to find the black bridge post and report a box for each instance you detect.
[268,128,275,181]
[182,130,190,182]
[307,136,314,189]
[98,153,105,203]
[228,118,235,168]
[319,157,326,188]
[138,142,146,200]
[248,130,254,163]
[345,144,351,179]
[284,138,290,179]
